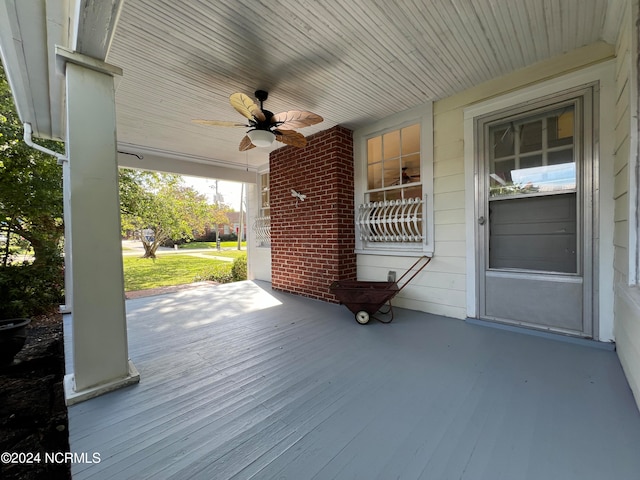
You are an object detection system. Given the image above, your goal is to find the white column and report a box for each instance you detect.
[60,161,72,314]
[60,50,139,405]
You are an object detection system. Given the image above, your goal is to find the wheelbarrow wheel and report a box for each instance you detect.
[355,311,370,325]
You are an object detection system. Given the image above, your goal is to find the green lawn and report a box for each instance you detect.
[122,254,232,291]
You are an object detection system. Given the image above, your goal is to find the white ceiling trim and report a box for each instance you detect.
[116,143,259,183]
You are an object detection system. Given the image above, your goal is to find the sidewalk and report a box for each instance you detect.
[121,240,241,261]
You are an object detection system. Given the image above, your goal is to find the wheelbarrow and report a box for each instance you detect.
[329,256,432,324]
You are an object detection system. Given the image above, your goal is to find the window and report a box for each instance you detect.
[366,124,422,202]
[253,172,271,247]
[260,172,270,217]
[489,106,576,198]
[354,103,434,256]
[484,100,582,274]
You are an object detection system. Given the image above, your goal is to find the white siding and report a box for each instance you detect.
[359,42,616,321]
[613,0,640,411]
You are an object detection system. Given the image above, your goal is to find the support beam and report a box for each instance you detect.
[117,149,258,184]
[60,52,138,405]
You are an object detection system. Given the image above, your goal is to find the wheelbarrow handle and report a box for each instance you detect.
[396,255,432,291]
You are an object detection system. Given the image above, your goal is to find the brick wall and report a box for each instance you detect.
[270,125,356,302]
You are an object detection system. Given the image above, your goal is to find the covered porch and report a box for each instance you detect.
[66,281,640,479]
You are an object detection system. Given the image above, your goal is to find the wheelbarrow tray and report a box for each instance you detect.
[329,280,399,316]
[329,256,432,324]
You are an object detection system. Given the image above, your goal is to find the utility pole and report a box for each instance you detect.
[210,181,221,251]
[237,183,244,250]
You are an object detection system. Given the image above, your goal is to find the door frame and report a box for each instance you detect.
[463,60,616,341]
[478,88,593,336]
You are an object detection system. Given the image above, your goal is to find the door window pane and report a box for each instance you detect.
[490,159,515,196]
[510,163,576,193]
[489,193,577,273]
[487,102,579,273]
[493,127,515,158]
[520,120,542,153]
[548,148,573,165]
[489,105,576,198]
[520,154,542,169]
[548,111,574,148]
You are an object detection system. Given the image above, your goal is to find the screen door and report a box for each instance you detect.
[477,87,595,337]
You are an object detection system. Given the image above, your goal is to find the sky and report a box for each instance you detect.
[182,176,244,211]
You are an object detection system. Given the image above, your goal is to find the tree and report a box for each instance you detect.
[0,60,65,317]
[0,61,64,267]
[119,168,229,258]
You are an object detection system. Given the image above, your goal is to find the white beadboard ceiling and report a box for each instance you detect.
[106,0,622,171]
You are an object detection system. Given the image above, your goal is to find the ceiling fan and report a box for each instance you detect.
[390,167,420,186]
[193,90,323,151]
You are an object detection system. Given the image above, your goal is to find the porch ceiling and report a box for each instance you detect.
[0,0,625,173]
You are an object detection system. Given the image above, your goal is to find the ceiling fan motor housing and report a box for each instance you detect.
[255,90,269,102]
[253,90,274,129]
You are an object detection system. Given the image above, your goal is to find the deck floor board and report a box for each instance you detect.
[65,281,640,479]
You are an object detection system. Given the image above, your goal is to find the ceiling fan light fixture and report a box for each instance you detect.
[247,129,275,147]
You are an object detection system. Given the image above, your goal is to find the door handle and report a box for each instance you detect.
[478,216,486,225]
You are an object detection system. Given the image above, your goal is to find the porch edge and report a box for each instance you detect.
[465,318,616,351]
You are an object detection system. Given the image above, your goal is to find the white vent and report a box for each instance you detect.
[357,198,423,243]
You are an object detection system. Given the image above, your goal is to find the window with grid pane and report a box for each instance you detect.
[366,124,421,202]
[354,103,433,256]
[254,172,270,247]
[489,106,575,198]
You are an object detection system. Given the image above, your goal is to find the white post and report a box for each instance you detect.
[60,161,72,314]
[59,49,139,405]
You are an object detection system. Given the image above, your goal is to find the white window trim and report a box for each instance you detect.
[354,102,434,257]
[255,168,271,249]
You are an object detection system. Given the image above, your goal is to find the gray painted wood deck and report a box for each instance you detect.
[65,281,640,480]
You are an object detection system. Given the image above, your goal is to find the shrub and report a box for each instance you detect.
[194,263,234,284]
[220,233,238,242]
[231,255,247,281]
[0,262,65,319]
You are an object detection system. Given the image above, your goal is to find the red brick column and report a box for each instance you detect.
[270,125,356,302]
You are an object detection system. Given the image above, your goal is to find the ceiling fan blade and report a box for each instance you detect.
[192,119,248,127]
[239,135,256,151]
[230,93,266,122]
[271,110,323,130]
[275,129,307,148]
